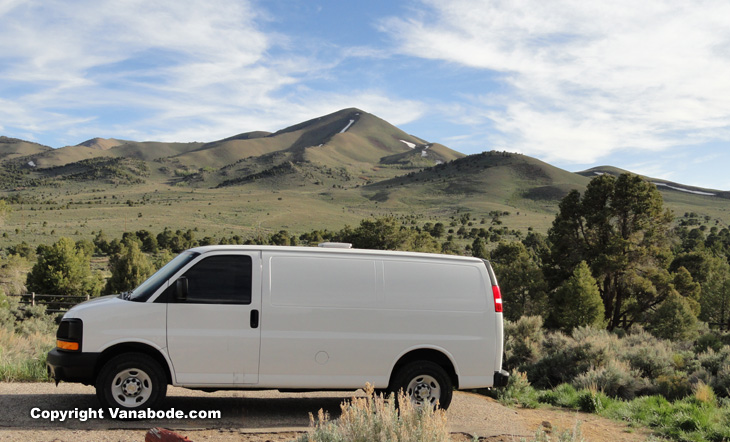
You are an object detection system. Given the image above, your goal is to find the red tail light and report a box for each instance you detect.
[492,285,503,313]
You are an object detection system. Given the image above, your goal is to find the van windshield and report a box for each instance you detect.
[126,251,200,302]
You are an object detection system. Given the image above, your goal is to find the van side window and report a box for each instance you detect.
[182,255,252,304]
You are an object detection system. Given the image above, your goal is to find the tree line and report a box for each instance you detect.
[2,173,729,339]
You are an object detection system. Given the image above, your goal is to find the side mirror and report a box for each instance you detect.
[175,277,188,302]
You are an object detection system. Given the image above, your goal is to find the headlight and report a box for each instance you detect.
[56,318,83,352]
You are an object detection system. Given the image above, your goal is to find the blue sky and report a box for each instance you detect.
[1,0,729,190]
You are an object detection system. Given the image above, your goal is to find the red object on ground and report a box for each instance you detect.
[145,427,193,442]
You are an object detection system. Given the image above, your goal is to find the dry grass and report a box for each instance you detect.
[298,384,450,442]
[0,327,54,381]
[692,381,716,405]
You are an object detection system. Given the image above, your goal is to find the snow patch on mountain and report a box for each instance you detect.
[400,140,416,149]
[339,119,355,134]
[653,182,715,196]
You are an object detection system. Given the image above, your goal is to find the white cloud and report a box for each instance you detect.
[0,0,276,139]
[381,0,730,164]
[1,0,425,145]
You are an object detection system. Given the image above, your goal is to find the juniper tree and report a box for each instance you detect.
[545,173,674,329]
[648,291,698,340]
[490,241,547,321]
[105,240,155,295]
[26,237,103,304]
[548,261,605,332]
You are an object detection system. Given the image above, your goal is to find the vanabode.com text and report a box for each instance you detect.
[30,407,220,421]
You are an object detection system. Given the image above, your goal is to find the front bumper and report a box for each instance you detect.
[46,349,100,385]
[493,369,510,387]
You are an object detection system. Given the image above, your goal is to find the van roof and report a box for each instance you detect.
[187,245,484,263]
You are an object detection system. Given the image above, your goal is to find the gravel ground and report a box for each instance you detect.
[0,383,653,442]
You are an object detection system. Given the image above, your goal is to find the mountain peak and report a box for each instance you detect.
[76,138,125,150]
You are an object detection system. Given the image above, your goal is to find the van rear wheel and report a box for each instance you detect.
[96,353,167,411]
[390,361,453,410]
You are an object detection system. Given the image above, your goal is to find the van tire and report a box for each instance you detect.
[390,361,453,409]
[95,353,167,411]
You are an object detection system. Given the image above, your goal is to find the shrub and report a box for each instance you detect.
[714,364,730,398]
[697,346,730,377]
[621,330,675,380]
[695,333,725,353]
[297,384,450,442]
[576,389,610,413]
[655,373,693,401]
[573,359,648,400]
[503,316,544,370]
[0,297,58,336]
[526,332,581,388]
[496,371,539,408]
[527,328,617,389]
[570,327,618,368]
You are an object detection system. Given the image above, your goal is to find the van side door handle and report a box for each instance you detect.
[250,310,259,329]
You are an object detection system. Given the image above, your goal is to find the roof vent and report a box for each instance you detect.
[318,242,353,249]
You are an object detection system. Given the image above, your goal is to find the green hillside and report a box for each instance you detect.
[1,109,729,249]
[361,151,592,231]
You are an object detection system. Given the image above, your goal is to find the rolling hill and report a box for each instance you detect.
[1,108,729,248]
[578,166,730,200]
[0,137,52,162]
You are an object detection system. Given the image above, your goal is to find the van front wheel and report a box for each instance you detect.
[390,361,453,409]
[96,353,167,411]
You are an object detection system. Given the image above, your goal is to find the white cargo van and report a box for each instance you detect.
[47,244,508,410]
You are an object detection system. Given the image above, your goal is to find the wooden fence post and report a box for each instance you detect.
[31,292,35,307]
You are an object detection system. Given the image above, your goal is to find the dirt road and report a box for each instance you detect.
[0,383,653,442]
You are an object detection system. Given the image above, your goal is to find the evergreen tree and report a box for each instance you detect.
[549,261,605,332]
[75,239,95,258]
[26,237,103,303]
[105,240,155,295]
[93,230,110,255]
[671,266,701,315]
[699,257,730,329]
[152,249,176,271]
[648,291,698,340]
[431,222,445,239]
[270,230,292,246]
[135,230,159,253]
[545,173,673,329]
[338,217,439,252]
[402,231,440,253]
[491,241,547,320]
[471,237,488,260]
